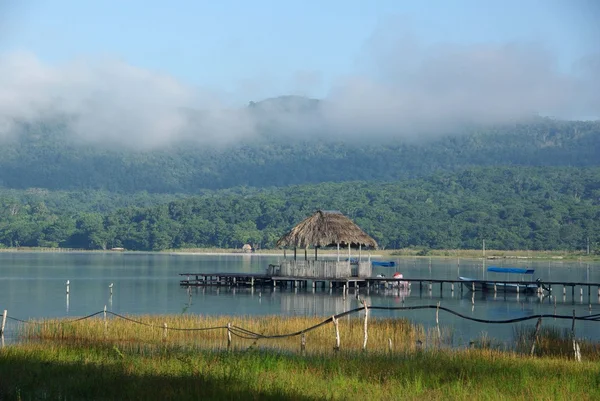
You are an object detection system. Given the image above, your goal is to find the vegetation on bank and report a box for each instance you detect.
[2,344,599,400]
[1,166,599,253]
[3,314,600,400]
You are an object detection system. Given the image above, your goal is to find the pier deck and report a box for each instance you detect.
[180,272,600,301]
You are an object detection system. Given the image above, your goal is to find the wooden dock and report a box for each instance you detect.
[180,273,600,302]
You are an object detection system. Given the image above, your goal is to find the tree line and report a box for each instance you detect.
[1,167,599,252]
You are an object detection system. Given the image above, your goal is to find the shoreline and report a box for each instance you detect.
[0,246,598,261]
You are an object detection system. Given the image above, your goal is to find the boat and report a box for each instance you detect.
[375,272,408,288]
[459,266,540,293]
[372,261,396,267]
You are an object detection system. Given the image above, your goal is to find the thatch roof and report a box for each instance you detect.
[276,210,378,249]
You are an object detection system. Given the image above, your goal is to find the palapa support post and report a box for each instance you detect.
[530,317,542,356]
[361,299,369,351]
[1,309,7,337]
[571,310,581,362]
[227,322,232,350]
[332,316,340,351]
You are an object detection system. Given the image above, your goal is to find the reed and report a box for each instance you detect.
[20,314,453,354]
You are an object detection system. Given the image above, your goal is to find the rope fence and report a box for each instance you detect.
[1,302,599,361]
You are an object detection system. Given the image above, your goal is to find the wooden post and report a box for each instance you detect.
[332,316,340,351]
[337,243,340,262]
[294,247,297,261]
[304,248,307,261]
[388,338,393,353]
[436,301,441,341]
[571,310,581,362]
[530,317,542,356]
[227,322,232,349]
[314,246,318,261]
[362,299,369,351]
[1,310,7,336]
[103,305,107,334]
[163,322,168,340]
[301,333,306,354]
[359,244,362,262]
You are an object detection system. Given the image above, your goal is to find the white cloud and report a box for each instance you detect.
[0,28,598,149]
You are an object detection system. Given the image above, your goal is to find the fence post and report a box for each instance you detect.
[301,333,306,355]
[332,316,340,351]
[103,305,107,335]
[362,300,369,352]
[1,310,7,336]
[227,322,232,350]
[388,338,393,353]
[530,317,542,356]
[163,322,168,340]
[571,310,581,362]
[436,301,441,342]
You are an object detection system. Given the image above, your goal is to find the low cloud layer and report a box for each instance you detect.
[0,33,598,149]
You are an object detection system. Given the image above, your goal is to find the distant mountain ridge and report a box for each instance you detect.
[0,96,598,193]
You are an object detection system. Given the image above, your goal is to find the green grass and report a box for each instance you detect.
[1,342,599,400]
[3,314,600,400]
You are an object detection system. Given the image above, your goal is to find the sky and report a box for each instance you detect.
[0,0,599,147]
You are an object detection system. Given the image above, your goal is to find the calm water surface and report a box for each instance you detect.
[1,252,599,346]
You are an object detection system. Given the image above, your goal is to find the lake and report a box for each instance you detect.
[1,252,599,347]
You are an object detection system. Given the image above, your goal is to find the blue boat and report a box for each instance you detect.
[487,266,534,274]
[459,266,539,293]
[372,261,396,267]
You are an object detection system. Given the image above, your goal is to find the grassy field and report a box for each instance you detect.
[1,314,599,400]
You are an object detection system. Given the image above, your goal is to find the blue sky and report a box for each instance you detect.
[0,1,598,147]
[3,0,598,98]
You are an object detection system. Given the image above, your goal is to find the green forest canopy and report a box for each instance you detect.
[1,167,599,252]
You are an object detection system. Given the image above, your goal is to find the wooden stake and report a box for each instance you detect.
[362,300,369,351]
[227,322,232,349]
[530,317,542,356]
[571,310,581,362]
[103,305,107,334]
[163,322,168,340]
[1,310,7,336]
[332,316,340,351]
[436,301,441,341]
[301,333,306,354]
[388,338,393,353]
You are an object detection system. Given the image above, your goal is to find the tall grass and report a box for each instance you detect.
[1,341,599,400]
[5,314,600,399]
[21,314,453,355]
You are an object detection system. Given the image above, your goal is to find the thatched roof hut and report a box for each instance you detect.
[276,210,378,249]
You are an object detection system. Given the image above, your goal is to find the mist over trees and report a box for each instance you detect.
[0,115,598,193]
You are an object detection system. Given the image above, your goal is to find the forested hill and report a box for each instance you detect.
[1,167,599,252]
[0,116,598,193]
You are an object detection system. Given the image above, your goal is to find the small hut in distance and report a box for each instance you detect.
[274,210,378,279]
